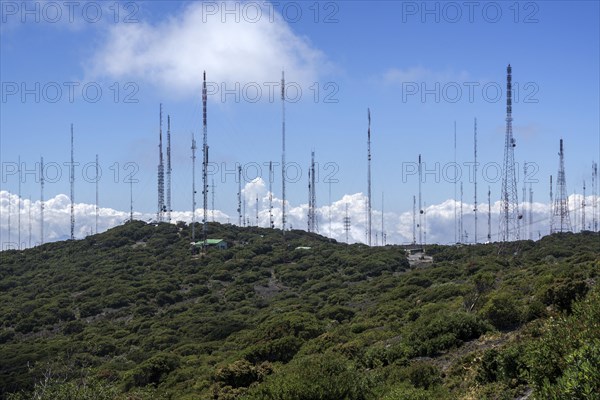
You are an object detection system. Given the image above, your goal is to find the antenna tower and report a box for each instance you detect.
[70,124,75,240]
[381,192,385,246]
[281,70,286,234]
[553,139,571,232]
[499,64,519,241]
[40,156,44,245]
[343,203,351,243]
[582,181,586,230]
[269,161,274,228]
[256,196,259,227]
[129,178,133,222]
[473,118,478,244]
[522,162,528,239]
[191,132,197,240]
[202,72,209,245]
[308,150,317,232]
[157,104,165,223]
[167,115,172,223]
[367,108,372,246]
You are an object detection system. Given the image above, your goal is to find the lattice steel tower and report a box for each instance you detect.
[499,64,519,241]
[366,108,372,246]
[202,71,209,244]
[308,150,317,233]
[553,139,571,232]
[157,104,165,222]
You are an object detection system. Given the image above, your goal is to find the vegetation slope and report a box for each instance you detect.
[0,221,598,399]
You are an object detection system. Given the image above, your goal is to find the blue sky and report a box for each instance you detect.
[1,1,599,246]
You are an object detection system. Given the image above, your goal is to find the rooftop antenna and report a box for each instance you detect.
[237,165,242,226]
[166,115,172,223]
[269,161,274,228]
[40,157,44,245]
[593,162,598,231]
[157,103,165,223]
[487,186,492,242]
[70,123,75,240]
[454,121,457,244]
[499,64,519,241]
[549,175,554,234]
[367,108,372,246]
[18,156,21,249]
[281,70,286,234]
[202,71,209,245]
[418,154,423,246]
[95,154,99,234]
[473,117,478,244]
[308,150,317,232]
[343,202,351,243]
[191,132,197,240]
[553,139,571,232]
[412,195,416,245]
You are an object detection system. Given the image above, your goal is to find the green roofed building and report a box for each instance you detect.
[192,239,228,250]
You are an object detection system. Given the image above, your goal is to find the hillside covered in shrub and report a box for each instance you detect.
[0,221,598,399]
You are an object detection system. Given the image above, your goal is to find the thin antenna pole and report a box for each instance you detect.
[592,162,598,231]
[549,175,554,234]
[460,181,464,243]
[238,165,242,226]
[529,184,533,239]
[454,121,457,243]
[28,195,32,248]
[367,108,372,246]
[412,195,416,245]
[281,70,286,234]
[95,154,99,234]
[17,156,21,249]
[256,196,259,227]
[167,115,172,223]
[191,132,197,240]
[40,157,44,245]
[8,191,11,248]
[129,178,133,222]
[523,162,528,239]
[418,154,423,246]
[243,197,247,227]
[70,123,75,240]
[157,103,165,223]
[581,182,586,230]
[202,71,208,245]
[473,118,478,244]
[211,178,216,222]
[328,180,332,236]
[487,186,491,242]
[308,150,317,233]
[381,192,385,246]
[269,161,274,228]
